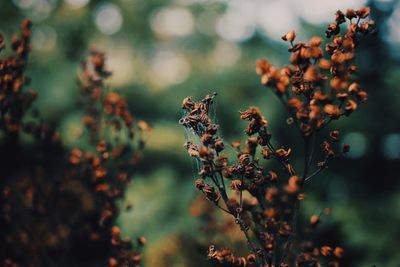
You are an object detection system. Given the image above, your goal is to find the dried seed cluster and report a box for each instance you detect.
[181,7,374,267]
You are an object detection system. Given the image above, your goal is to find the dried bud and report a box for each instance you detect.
[275,148,292,158]
[304,65,319,82]
[344,99,357,114]
[297,193,305,200]
[345,9,357,20]
[321,246,333,257]
[182,96,194,110]
[334,247,344,258]
[324,104,340,119]
[214,140,225,152]
[257,128,271,146]
[261,148,273,159]
[231,180,244,191]
[357,91,368,102]
[184,141,200,158]
[231,140,241,148]
[335,10,346,24]
[247,254,256,264]
[195,179,204,190]
[348,82,359,94]
[109,258,118,267]
[319,59,331,69]
[256,59,271,75]
[342,144,350,153]
[282,30,296,42]
[269,170,278,182]
[111,226,120,238]
[326,23,339,37]
[310,215,320,225]
[203,184,220,202]
[330,130,340,141]
[201,133,213,145]
[286,175,299,193]
[137,236,146,246]
[356,7,370,19]
[206,124,218,135]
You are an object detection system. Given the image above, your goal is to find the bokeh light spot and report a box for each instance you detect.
[151,7,195,37]
[65,0,90,9]
[61,114,84,147]
[12,0,35,9]
[105,45,136,87]
[32,25,57,52]
[343,132,368,158]
[94,3,123,35]
[196,9,218,36]
[257,1,299,40]
[149,51,191,89]
[15,0,55,21]
[382,134,400,159]
[216,11,255,42]
[209,40,241,69]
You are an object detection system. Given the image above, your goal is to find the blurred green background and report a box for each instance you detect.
[1,0,400,266]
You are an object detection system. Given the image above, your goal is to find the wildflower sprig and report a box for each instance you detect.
[69,50,151,266]
[0,20,36,134]
[1,22,148,266]
[181,7,374,267]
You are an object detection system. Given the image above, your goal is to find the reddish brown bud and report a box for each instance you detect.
[356,7,370,19]
[310,215,320,225]
[342,144,350,153]
[282,30,296,42]
[334,247,344,258]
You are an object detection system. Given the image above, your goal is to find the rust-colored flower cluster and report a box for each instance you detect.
[69,50,150,266]
[0,20,37,133]
[1,22,147,267]
[256,7,374,137]
[181,7,374,267]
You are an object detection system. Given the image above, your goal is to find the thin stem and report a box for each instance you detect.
[211,168,264,266]
[239,175,244,214]
[216,151,228,195]
[304,167,325,182]
[215,202,232,214]
[236,218,258,254]
[307,132,318,171]
[280,137,311,264]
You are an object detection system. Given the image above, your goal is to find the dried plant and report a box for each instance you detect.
[0,21,148,267]
[70,49,150,266]
[180,7,375,267]
[0,20,36,134]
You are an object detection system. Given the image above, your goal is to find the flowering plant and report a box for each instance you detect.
[181,7,375,267]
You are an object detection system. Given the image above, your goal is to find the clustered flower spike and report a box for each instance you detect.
[70,50,151,266]
[0,20,37,133]
[1,22,148,267]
